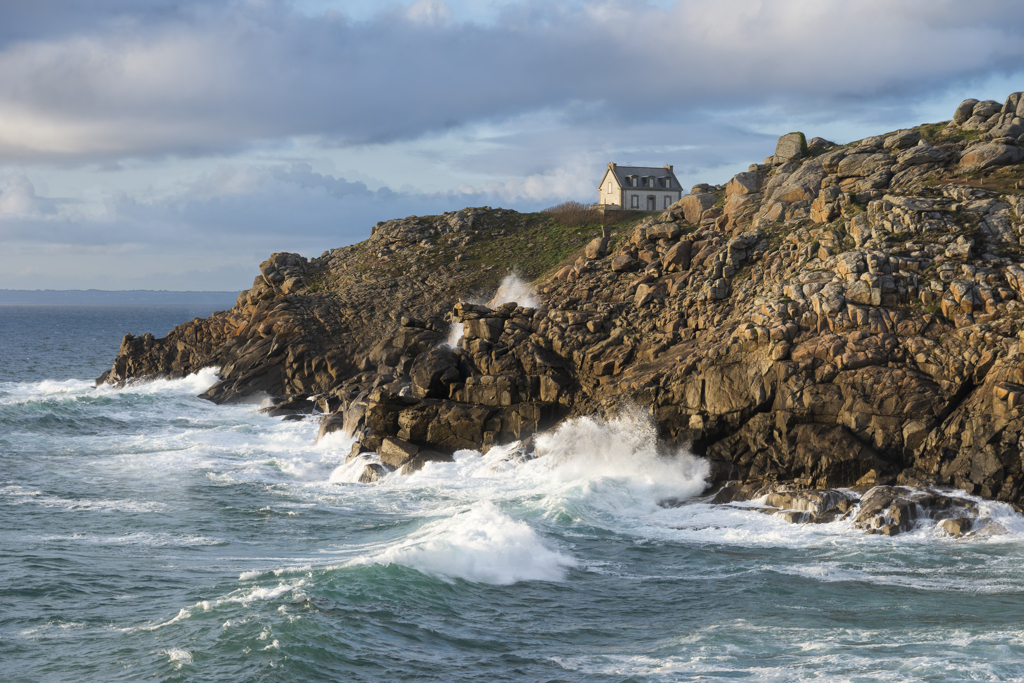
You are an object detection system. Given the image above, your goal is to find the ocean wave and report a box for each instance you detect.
[350,500,576,584]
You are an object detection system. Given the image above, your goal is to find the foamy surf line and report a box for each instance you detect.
[0,368,222,406]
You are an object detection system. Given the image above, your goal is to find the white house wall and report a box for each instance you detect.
[598,170,621,207]
[624,191,680,210]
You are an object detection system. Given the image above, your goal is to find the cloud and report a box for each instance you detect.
[0,0,1022,162]
[3,0,1024,290]
[406,0,454,25]
[0,160,567,290]
[0,174,59,216]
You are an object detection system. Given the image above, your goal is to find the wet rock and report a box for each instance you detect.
[316,413,347,444]
[853,486,978,536]
[379,436,420,468]
[939,517,973,537]
[357,462,393,483]
[96,89,1024,517]
[400,450,455,475]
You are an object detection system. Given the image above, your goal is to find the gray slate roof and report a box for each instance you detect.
[603,165,682,191]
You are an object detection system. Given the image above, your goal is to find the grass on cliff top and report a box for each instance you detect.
[946,163,1024,195]
[323,207,656,298]
[452,209,653,285]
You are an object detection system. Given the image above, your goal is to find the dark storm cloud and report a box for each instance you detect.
[1,0,1023,162]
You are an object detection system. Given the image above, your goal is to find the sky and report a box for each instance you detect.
[1,0,1023,291]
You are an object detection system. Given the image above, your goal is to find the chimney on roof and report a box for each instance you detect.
[608,162,616,169]
[664,165,673,172]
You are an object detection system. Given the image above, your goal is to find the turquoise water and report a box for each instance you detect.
[3,305,1024,682]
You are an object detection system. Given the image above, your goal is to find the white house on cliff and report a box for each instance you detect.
[597,163,682,211]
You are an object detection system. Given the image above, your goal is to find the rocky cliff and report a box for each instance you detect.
[101,92,1024,532]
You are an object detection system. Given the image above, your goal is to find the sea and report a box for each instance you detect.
[3,304,1024,682]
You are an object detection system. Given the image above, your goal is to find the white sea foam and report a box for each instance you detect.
[6,490,172,513]
[327,451,385,484]
[353,500,576,584]
[160,648,193,669]
[443,273,539,348]
[486,273,540,309]
[324,409,713,583]
[140,608,192,632]
[552,622,1024,682]
[202,581,306,607]
[138,580,307,633]
[534,407,709,499]
[38,531,223,547]
[114,366,221,396]
[0,377,91,402]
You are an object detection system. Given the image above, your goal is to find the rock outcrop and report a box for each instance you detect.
[100,92,1024,521]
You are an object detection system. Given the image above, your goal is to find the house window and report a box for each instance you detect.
[631,195,639,208]
[607,182,613,194]
[664,196,671,209]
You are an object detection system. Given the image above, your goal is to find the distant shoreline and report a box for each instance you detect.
[0,290,240,306]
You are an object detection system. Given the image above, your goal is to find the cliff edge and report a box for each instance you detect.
[100,92,1024,527]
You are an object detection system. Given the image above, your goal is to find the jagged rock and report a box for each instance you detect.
[379,436,420,468]
[400,450,454,475]
[707,414,890,489]
[681,192,717,224]
[410,347,461,399]
[611,254,637,272]
[357,462,393,483]
[940,517,973,537]
[973,100,1003,119]
[774,132,805,163]
[958,142,1024,173]
[954,99,980,124]
[944,236,973,259]
[662,240,692,272]
[726,171,766,197]
[852,486,978,536]
[97,90,1024,513]
[585,237,610,259]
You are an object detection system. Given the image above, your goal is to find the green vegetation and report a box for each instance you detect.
[542,201,650,228]
[316,207,660,300]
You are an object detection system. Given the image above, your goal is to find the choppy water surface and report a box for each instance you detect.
[3,306,1024,682]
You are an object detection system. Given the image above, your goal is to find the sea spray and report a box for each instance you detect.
[444,272,539,347]
[534,406,709,501]
[352,500,576,584]
[486,272,540,309]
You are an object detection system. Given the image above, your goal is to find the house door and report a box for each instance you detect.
[647,196,655,211]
